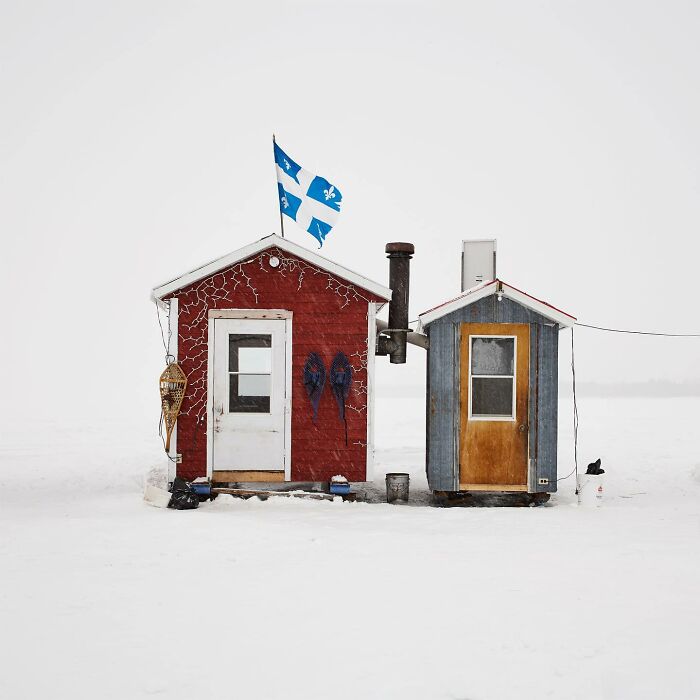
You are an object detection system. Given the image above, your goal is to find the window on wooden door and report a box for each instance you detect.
[469,336,516,420]
[228,335,272,413]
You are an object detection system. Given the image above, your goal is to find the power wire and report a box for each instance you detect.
[558,326,579,485]
[155,300,175,362]
[575,322,700,338]
[558,320,697,488]
[156,300,179,461]
[158,413,179,464]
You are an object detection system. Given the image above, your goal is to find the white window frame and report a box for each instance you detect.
[468,334,517,422]
[227,335,273,414]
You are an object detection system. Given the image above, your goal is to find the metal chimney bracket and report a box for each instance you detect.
[376,335,398,356]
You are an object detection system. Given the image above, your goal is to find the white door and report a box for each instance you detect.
[211,318,288,471]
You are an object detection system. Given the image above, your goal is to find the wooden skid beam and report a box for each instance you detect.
[212,488,336,501]
[433,490,550,507]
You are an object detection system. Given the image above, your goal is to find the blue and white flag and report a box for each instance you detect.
[274,141,342,247]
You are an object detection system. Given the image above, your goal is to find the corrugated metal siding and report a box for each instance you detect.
[529,324,539,489]
[425,294,560,492]
[426,321,459,490]
[534,324,558,492]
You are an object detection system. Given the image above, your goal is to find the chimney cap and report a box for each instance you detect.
[385,242,415,255]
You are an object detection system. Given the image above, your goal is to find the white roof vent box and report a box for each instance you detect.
[461,239,497,292]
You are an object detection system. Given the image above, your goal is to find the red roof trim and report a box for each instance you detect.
[499,280,576,320]
[419,278,576,321]
[419,280,497,316]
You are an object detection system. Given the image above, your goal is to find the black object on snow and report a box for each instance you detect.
[168,476,200,510]
[586,458,605,475]
[303,352,326,424]
[329,351,353,446]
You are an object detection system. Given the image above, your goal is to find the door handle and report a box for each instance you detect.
[213,404,224,432]
[518,424,528,433]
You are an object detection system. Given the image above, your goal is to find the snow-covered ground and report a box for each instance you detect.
[1,397,699,700]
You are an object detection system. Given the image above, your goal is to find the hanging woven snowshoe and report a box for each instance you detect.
[159,361,187,452]
[329,352,353,446]
[303,352,326,424]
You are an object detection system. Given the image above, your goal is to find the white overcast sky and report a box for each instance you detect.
[2,0,699,423]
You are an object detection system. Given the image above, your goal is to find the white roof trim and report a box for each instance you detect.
[151,234,392,302]
[418,279,576,328]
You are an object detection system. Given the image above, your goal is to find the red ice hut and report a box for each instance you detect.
[152,234,413,488]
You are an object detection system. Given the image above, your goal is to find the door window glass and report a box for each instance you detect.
[237,374,271,396]
[228,335,272,412]
[471,337,514,375]
[470,336,515,419]
[238,347,272,374]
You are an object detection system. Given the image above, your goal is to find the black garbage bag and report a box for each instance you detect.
[168,476,199,510]
[586,458,605,475]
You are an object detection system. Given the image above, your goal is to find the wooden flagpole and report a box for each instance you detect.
[272,133,285,238]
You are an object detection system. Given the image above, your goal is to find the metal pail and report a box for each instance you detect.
[385,473,410,504]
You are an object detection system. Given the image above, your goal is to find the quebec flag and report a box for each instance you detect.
[274,140,342,247]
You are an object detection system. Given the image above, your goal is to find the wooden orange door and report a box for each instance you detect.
[459,323,529,490]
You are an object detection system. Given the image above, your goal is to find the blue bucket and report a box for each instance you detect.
[190,483,211,497]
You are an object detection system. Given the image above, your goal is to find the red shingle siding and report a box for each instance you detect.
[167,246,383,482]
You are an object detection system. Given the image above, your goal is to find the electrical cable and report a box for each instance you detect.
[575,322,700,337]
[155,300,173,360]
[158,413,179,463]
[557,327,579,485]
[558,320,697,487]
[156,301,180,460]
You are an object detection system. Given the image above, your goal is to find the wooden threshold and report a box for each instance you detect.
[213,470,285,483]
[459,483,528,492]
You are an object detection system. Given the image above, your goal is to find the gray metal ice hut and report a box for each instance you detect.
[417,240,576,499]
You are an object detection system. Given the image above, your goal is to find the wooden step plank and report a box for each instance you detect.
[212,470,285,483]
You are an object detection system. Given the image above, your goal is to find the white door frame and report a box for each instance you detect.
[365,302,378,482]
[206,309,293,480]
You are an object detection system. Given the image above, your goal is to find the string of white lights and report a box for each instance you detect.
[170,247,371,423]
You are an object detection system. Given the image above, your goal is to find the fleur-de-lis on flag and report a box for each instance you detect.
[274,137,342,247]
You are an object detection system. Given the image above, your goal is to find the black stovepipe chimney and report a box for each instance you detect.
[385,242,414,364]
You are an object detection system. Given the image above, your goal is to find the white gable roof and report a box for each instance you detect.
[418,279,576,329]
[151,233,392,303]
